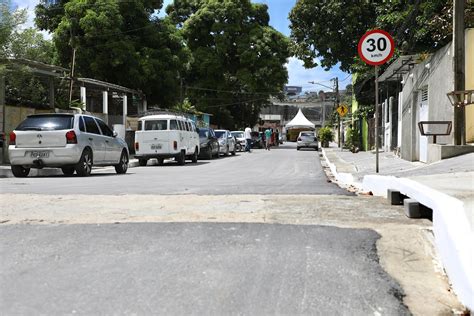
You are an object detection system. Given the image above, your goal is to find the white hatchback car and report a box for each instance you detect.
[8,113,129,177]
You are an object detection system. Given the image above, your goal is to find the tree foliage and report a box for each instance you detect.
[35,0,189,108]
[167,0,290,129]
[289,0,474,73]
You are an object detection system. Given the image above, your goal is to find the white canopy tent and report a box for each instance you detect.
[285,109,315,129]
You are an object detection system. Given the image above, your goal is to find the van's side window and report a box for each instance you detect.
[178,120,184,131]
[169,120,178,130]
[137,121,142,131]
[186,121,191,131]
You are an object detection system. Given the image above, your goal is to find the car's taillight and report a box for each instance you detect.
[65,130,77,144]
[173,141,178,150]
[135,142,139,151]
[9,132,16,145]
[297,137,301,141]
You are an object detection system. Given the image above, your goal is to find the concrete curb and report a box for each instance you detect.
[321,148,356,187]
[321,149,474,310]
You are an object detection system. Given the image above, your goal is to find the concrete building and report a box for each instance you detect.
[377,28,474,163]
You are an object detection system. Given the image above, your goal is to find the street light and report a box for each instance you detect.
[447,90,474,107]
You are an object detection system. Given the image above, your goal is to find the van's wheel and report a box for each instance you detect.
[138,159,147,166]
[61,166,75,176]
[115,150,129,174]
[192,147,198,163]
[75,148,93,177]
[176,150,185,165]
[11,165,30,178]
[215,145,220,158]
[157,158,164,165]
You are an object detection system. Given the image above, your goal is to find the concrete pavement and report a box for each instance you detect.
[321,143,474,311]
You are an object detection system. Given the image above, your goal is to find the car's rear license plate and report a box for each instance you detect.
[151,144,162,150]
[30,151,49,158]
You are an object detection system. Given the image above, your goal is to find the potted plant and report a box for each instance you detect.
[318,126,333,148]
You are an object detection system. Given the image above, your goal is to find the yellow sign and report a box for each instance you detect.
[337,104,349,117]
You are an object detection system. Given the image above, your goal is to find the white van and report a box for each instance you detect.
[134,114,200,166]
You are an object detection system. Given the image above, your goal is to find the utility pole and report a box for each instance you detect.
[375,66,380,173]
[453,0,466,145]
[68,48,76,104]
[334,77,341,148]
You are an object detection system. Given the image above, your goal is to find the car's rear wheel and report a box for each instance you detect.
[115,150,129,174]
[225,145,229,156]
[138,159,147,166]
[11,165,30,178]
[176,150,185,165]
[61,166,75,176]
[157,158,164,165]
[297,147,300,151]
[215,145,220,158]
[231,144,236,156]
[192,147,198,163]
[208,147,213,160]
[75,149,93,177]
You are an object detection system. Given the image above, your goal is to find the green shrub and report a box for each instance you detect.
[318,127,333,147]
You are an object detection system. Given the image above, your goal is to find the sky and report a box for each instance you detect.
[11,0,351,92]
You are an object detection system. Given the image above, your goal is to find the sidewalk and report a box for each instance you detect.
[322,142,474,311]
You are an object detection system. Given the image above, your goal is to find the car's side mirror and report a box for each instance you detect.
[113,131,118,138]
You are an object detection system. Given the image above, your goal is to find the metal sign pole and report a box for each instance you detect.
[375,65,379,173]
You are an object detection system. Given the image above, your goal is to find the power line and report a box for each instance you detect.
[185,86,278,96]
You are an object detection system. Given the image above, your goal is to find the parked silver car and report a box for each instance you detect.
[296,131,318,151]
[214,130,236,156]
[231,131,246,152]
[8,113,129,177]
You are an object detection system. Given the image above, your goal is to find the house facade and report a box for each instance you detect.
[377,28,474,162]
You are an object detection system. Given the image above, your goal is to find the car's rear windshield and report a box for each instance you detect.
[214,131,225,138]
[144,120,168,131]
[231,132,243,138]
[301,132,315,137]
[199,129,210,137]
[16,115,74,131]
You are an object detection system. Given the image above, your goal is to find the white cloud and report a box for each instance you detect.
[285,57,349,92]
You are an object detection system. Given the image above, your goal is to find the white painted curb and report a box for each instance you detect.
[321,148,473,310]
[362,175,473,310]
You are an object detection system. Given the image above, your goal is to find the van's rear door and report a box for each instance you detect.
[138,119,170,154]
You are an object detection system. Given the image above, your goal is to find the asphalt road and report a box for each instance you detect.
[0,143,350,195]
[0,223,408,315]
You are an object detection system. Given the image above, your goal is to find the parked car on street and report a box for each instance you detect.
[231,131,245,152]
[215,130,236,156]
[296,131,318,151]
[134,113,200,166]
[8,113,129,177]
[250,131,263,149]
[198,127,219,159]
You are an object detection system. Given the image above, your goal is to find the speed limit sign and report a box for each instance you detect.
[358,29,394,66]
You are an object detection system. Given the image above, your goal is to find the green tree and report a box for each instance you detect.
[35,0,190,108]
[0,0,27,59]
[167,0,290,129]
[289,1,376,72]
[289,0,474,72]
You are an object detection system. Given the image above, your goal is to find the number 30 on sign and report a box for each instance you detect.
[358,30,394,66]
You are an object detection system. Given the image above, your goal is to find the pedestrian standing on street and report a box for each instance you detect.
[244,127,252,152]
[265,128,272,151]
